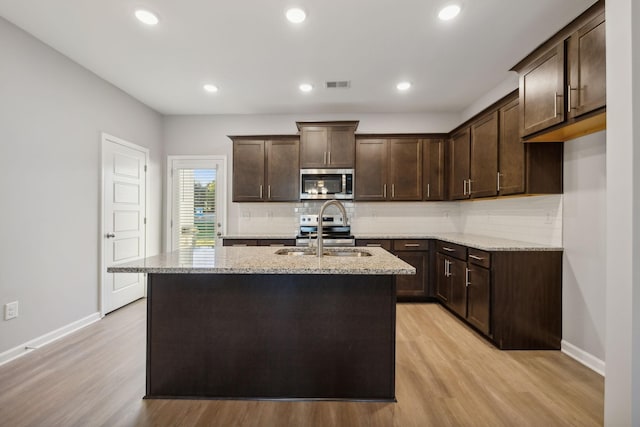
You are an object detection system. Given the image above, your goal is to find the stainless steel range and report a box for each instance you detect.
[296,214,355,247]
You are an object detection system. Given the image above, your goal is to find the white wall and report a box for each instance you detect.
[562,132,606,372]
[459,73,519,123]
[0,18,163,355]
[605,0,640,424]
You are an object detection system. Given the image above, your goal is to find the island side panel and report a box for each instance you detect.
[146,273,396,401]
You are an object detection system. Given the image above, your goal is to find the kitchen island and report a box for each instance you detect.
[108,246,415,401]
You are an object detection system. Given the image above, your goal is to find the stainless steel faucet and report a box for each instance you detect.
[316,200,348,257]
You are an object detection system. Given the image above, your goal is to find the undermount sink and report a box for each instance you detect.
[274,248,372,257]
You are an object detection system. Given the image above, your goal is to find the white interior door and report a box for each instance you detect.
[102,134,147,314]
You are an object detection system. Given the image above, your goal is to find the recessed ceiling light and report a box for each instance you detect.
[203,84,218,93]
[286,8,307,23]
[135,9,159,26]
[299,83,313,92]
[438,4,461,21]
[396,82,412,91]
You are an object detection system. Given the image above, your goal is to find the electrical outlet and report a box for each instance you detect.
[4,301,18,320]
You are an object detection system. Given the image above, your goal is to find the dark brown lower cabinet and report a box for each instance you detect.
[466,262,491,335]
[392,240,429,299]
[357,239,429,300]
[435,240,562,350]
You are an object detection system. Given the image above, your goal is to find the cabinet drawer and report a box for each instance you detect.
[257,239,296,247]
[435,241,467,260]
[392,239,429,251]
[356,239,392,251]
[468,248,491,268]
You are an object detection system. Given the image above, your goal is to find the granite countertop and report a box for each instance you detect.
[107,246,416,275]
[355,233,563,251]
[222,233,562,251]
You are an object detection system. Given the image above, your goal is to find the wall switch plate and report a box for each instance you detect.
[4,301,18,320]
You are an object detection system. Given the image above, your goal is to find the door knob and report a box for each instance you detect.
[106,233,116,238]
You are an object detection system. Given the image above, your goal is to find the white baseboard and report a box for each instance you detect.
[561,340,605,376]
[0,312,101,366]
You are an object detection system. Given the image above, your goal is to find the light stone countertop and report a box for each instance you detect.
[107,246,416,275]
[355,233,563,251]
[222,233,562,251]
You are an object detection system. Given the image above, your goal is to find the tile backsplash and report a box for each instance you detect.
[458,195,562,246]
[231,195,562,246]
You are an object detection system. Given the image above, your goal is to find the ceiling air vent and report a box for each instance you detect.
[325,80,351,89]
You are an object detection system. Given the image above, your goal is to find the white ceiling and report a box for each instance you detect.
[0,0,597,115]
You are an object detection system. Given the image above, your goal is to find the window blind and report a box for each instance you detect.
[177,168,217,249]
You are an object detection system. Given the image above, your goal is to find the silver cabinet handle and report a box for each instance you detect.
[383,184,387,198]
[445,259,451,277]
[268,185,271,199]
[554,92,558,117]
[468,179,473,195]
[392,184,395,198]
[427,183,430,198]
[106,233,115,238]
[442,247,456,252]
[465,268,471,287]
[463,180,467,196]
[469,254,484,261]
[328,151,331,164]
[567,84,572,113]
[323,152,327,164]
[259,184,263,199]
[497,172,501,192]
[404,243,420,248]
[366,244,382,247]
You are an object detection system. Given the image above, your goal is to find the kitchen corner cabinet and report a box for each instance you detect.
[297,121,358,168]
[499,96,564,195]
[515,1,605,141]
[232,137,299,202]
[449,112,499,200]
[423,139,446,201]
[355,138,422,201]
[435,240,562,350]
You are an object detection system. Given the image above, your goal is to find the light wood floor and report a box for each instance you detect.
[0,300,603,427]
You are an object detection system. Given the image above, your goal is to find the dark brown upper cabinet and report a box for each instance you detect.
[518,45,565,138]
[513,0,605,142]
[470,111,499,198]
[423,139,446,201]
[355,138,422,201]
[498,97,526,196]
[297,121,358,168]
[231,137,299,202]
[567,12,606,119]
[448,128,471,200]
[449,112,499,200]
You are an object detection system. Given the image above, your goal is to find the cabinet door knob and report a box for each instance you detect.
[106,233,115,239]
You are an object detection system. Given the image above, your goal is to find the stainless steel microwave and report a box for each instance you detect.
[300,169,354,200]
